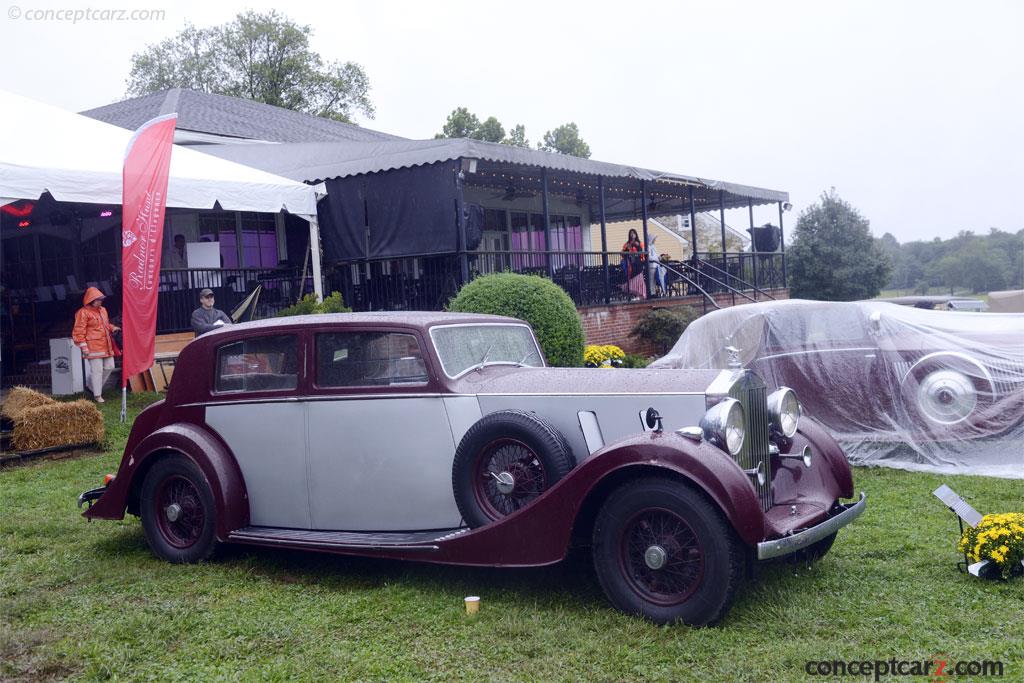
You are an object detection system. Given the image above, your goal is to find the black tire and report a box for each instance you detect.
[452,410,575,527]
[140,454,218,564]
[592,477,744,626]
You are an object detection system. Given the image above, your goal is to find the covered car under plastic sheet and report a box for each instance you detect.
[650,300,1024,478]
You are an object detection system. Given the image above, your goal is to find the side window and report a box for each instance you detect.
[215,335,299,393]
[316,332,428,388]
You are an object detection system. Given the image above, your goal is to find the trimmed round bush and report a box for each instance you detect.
[449,273,585,367]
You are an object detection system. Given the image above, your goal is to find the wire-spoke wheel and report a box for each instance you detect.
[619,508,705,606]
[453,410,574,527]
[154,475,206,549]
[593,477,744,626]
[141,455,218,563]
[472,438,548,519]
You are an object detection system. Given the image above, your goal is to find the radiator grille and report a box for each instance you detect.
[729,380,772,511]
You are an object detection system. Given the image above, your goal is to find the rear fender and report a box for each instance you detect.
[84,423,249,540]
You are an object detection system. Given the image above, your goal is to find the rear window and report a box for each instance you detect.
[316,332,428,388]
[215,335,299,393]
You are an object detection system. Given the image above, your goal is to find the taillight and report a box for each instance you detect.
[103,474,115,486]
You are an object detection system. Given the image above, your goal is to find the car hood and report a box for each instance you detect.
[449,366,723,395]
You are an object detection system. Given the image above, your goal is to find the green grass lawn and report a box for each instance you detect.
[2,393,1021,681]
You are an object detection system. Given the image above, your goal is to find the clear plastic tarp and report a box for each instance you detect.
[650,300,1024,478]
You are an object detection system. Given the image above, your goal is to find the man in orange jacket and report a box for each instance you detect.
[72,287,120,402]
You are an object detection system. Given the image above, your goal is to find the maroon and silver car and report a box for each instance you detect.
[79,312,865,625]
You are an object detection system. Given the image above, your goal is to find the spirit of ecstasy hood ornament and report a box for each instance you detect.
[724,345,742,369]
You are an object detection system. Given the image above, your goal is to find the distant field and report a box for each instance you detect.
[2,392,1021,681]
[876,288,992,304]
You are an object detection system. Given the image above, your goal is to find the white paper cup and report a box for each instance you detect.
[464,596,480,614]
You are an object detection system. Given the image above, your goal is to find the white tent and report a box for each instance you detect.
[0,90,324,298]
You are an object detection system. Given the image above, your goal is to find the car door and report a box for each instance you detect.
[305,329,463,531]
[751,305,887,434]
[203,332,311,528]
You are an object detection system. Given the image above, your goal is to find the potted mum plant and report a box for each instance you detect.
[958,513,1024,580]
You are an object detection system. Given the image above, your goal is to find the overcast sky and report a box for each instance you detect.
[2,0,1021,243]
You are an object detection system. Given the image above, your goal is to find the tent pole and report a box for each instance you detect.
[641,180,650,299]
[778,201,787,290]
[599,177,609,304]
[542,168,553,279]
[301,213,324,302]
[688,186,698,260]
[749,199,758,298]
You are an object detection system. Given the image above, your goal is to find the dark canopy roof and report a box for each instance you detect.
[81,89,402,144]
[83,89,787,210]
[199,137,789,208]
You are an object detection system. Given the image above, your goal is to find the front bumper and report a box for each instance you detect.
[77,486,107,509]
[757,492,867,560]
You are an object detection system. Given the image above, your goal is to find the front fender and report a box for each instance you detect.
[84,423,249,541]
[430,432,767,566]
[793,417,854,500]
[575,435,768,546]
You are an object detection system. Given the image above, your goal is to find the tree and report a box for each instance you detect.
[503,124,530,148]
[539,122,591,158]
[476,116,505,143]
[435,110,589,154]
[877,232,904,289]
[787,190,892,301]
[435,107,481,139]
[127,10,374,123]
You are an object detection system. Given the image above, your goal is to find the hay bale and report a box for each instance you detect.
[1,386,56,420]
[10,400,104,452]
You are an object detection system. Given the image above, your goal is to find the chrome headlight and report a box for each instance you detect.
[700,398,746,456]
[767,387,801,438]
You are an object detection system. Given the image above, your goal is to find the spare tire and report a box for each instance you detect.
[452,410,575,527]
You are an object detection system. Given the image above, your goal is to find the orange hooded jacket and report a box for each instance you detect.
[72,287,120,359]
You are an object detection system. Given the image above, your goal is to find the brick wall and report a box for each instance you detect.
[578,288,789,357]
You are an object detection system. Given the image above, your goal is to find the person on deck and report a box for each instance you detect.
[191,288,232,337]
[647,234,667,297]
[621,229,647,299]
[72,287,120,402]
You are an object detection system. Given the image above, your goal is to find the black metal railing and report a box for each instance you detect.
[156,267,312,333]
[327,250,786,313]
[694,252,786,295]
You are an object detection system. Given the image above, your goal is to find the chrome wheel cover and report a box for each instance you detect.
[916,369,977,424]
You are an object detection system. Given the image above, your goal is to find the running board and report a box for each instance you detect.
[227,526,471,552]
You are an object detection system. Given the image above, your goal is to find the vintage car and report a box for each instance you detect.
[651,300,1024,477]
[79,312,865,625]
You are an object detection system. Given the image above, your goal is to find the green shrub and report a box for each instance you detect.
[630,305,699,354]
[620,353,651,368]
[448,273,585,367]
[276,291,352,317]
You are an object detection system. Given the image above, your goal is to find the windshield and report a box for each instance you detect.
[430,324,544,378]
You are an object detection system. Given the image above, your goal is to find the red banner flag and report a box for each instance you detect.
[121,114,176,387]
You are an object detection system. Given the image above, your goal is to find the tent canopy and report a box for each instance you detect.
[0,90,319,215]
[202,136,789,206]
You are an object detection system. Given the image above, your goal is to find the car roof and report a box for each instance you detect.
[200,311,526,337]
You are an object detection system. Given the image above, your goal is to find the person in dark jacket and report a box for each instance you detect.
[191,288,232,337]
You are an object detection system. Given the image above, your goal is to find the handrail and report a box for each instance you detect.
[671,260,758,304]
[658,262,721,312]
[685,256,778,301]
